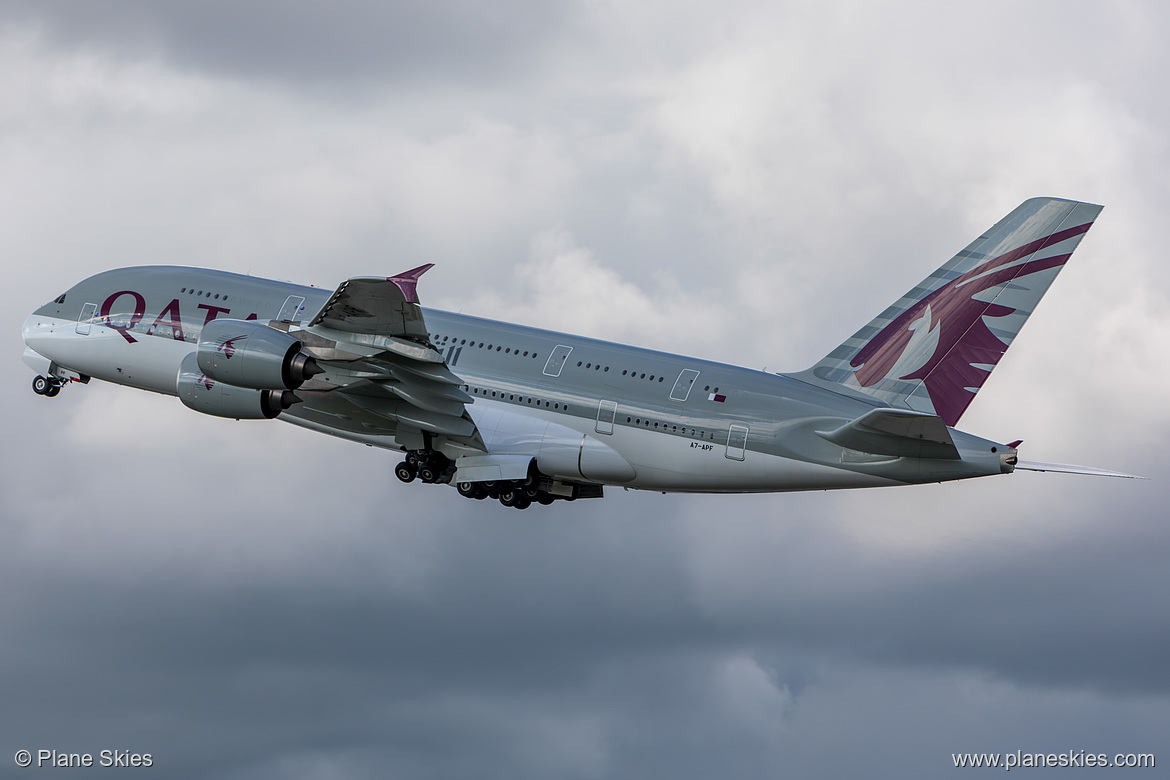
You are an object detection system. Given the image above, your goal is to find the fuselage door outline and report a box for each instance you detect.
[596,399,617,435]
[543,345,573,377]
[277,295,306,324]
[726,424,749,461]
[75,302,97,335]
[670,369,700,401]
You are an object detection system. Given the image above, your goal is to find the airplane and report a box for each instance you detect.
[21,197,1139,510]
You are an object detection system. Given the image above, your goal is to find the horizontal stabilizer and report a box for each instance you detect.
[817,408,960,459]
[1015,460,1146,479]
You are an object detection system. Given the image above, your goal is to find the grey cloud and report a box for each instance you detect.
[0,0,582,89]
[4,1,1170,777]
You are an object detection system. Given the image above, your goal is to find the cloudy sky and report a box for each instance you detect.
[3,1,1168,777]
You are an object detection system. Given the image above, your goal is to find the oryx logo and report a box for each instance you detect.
[217,335,246,359]
[199,375,215,391]
[849,222,1093,425]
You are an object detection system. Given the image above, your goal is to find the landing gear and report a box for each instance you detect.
[395,451,601,510]
[396,449,454,486]
[32,375,61,397]
[457,481,487,500]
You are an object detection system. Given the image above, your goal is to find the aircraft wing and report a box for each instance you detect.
[308,266,432,338]
[290,265,483,451]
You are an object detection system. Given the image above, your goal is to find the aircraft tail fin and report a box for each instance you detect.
[786,197,1103,426]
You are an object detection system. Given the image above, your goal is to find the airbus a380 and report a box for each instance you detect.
[22,197,1137,509]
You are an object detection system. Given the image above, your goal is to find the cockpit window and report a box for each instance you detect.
[54,293,67,305]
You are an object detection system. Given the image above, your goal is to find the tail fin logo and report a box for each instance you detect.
[849,222,1093,425]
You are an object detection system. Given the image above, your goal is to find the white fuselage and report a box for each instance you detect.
[23,266,1009,497]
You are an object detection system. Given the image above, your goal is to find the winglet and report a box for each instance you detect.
[388,264,434,304]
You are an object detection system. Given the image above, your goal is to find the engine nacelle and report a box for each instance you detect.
[196,319,322,390]
[177,352,300,420]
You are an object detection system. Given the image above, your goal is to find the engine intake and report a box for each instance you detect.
[197,319,322,390]
[177,352,301,420]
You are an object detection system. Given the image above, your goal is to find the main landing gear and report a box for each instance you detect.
[453,473,553,510]
[393,450,596,510]
[32,375,62,397]
[394,450,456,486]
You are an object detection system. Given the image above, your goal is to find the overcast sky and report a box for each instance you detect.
[2,1,1168,778]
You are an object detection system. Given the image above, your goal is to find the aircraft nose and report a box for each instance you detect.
[22,311,64,359]
[22,312,57,375]
[22,312,41,346]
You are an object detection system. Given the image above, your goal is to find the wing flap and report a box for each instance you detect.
[374,377,468,417]
[816,408,960,459]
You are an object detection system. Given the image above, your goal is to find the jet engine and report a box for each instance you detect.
[196,319,322,390]
[177,352,300,420]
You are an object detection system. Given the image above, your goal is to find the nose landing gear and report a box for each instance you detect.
[32,375,61,397]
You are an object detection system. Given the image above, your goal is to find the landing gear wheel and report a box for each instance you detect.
[45,381,61,397]
[513,495,531,510]
[457,481,478,498]
[537,493,555,505]
[418,466,437,483]
[394,461,417,483]
[32,376,49,395]
[499,489,518,507]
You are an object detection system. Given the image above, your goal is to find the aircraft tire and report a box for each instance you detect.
[394,461,417,483]
[537,493,555,505]
[499,489,518,507]
[418,466,437,483]
[45,382,61,397]
[457,481,478,498]
[32,376,48,395]
[513,495,531,510]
